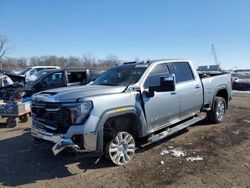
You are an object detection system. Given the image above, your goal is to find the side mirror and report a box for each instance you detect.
[160,74,176,92]
[148,73,176,92]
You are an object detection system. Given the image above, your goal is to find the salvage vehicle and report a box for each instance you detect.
[0,70,26,85]
[0,74,24,101]
[0,74,14,87]
[31,59,232,165]
[0,74,31,127]
[24,69,100,96]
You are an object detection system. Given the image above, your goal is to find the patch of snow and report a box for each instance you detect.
[168,145,174,149]
[160,149,170,156]
[233,90,250,94]
[186,156,203,162]
[232,130,240,135]
[243,120,250,124]
[160,160,164,165]
[170,149,186,158]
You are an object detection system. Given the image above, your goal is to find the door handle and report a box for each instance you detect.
[171,91,177,95]
[195,85,200,89]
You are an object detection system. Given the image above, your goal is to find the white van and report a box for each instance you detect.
[18,66,60,82]
[18,66,60,77]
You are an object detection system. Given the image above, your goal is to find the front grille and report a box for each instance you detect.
[31,101,70,134]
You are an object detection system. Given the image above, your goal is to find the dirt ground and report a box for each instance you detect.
[0,92,250,188]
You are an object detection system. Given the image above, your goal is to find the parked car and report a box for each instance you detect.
[24,69,100,96]
[232,69,250,91]
[31,59,232,165]
[17,66,60,81]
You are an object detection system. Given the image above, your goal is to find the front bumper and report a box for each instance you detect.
[31,123,99,155]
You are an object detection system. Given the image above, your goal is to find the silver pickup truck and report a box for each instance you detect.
[31,59,232,165]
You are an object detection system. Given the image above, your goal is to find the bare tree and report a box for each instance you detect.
[0,36,9,69]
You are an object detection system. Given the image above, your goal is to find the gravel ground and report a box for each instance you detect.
[0,93,250,188]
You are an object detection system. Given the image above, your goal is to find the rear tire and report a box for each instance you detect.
[105,131,135,166]
[208,97,226,124]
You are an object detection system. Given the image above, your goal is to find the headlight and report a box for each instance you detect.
[63,101,93,124]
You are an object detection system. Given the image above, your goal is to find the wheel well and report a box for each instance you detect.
[103,114,141,139]
[216,89,228,108]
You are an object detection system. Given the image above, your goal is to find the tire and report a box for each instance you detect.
[105,131,136,166]
[6,117,17,128]
[208,97,226,124]
[19,114,28,123]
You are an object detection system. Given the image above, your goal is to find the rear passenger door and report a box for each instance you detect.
[170,62,203,118]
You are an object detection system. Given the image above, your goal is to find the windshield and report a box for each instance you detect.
[26,70,50,83]
[18,67,32,75]
[92,65,147,86]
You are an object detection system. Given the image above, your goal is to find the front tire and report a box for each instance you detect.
[19,114,28,123]
[208,97,226,123]
[105,131,135,166]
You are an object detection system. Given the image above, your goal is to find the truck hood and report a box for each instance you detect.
[32,85,126,103]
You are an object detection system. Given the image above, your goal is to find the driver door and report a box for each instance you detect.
[141,63,181,131]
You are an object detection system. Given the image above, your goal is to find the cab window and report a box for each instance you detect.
[144,64,170,88]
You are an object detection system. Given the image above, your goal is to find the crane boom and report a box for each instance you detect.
[210,44,220,67]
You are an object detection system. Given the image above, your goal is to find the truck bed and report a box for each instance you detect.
[200,73,232,109]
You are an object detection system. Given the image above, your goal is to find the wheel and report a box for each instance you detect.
[208,97,226,123]
[6,117,17,128]
[19,114,28,123]
[105,131,136,166]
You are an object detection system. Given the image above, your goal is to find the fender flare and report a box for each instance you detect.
[95,106,148,153]
[212,85,229,109]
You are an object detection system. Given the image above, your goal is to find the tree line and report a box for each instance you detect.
[0,55,121,71]
[0,35,122,71]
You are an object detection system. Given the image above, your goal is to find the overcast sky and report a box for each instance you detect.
[0,0,250,69]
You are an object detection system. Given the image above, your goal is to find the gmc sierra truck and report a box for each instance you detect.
[31,59,232,165]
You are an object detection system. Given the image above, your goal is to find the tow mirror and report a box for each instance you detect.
[148,73,176,93]
[160,73,176,92]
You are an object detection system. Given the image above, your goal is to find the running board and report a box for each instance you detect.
[145,115,206,146]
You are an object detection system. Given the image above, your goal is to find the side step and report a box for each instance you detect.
[145,115,206,146]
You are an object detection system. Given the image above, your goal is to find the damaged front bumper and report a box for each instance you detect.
[31,124,99,156]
